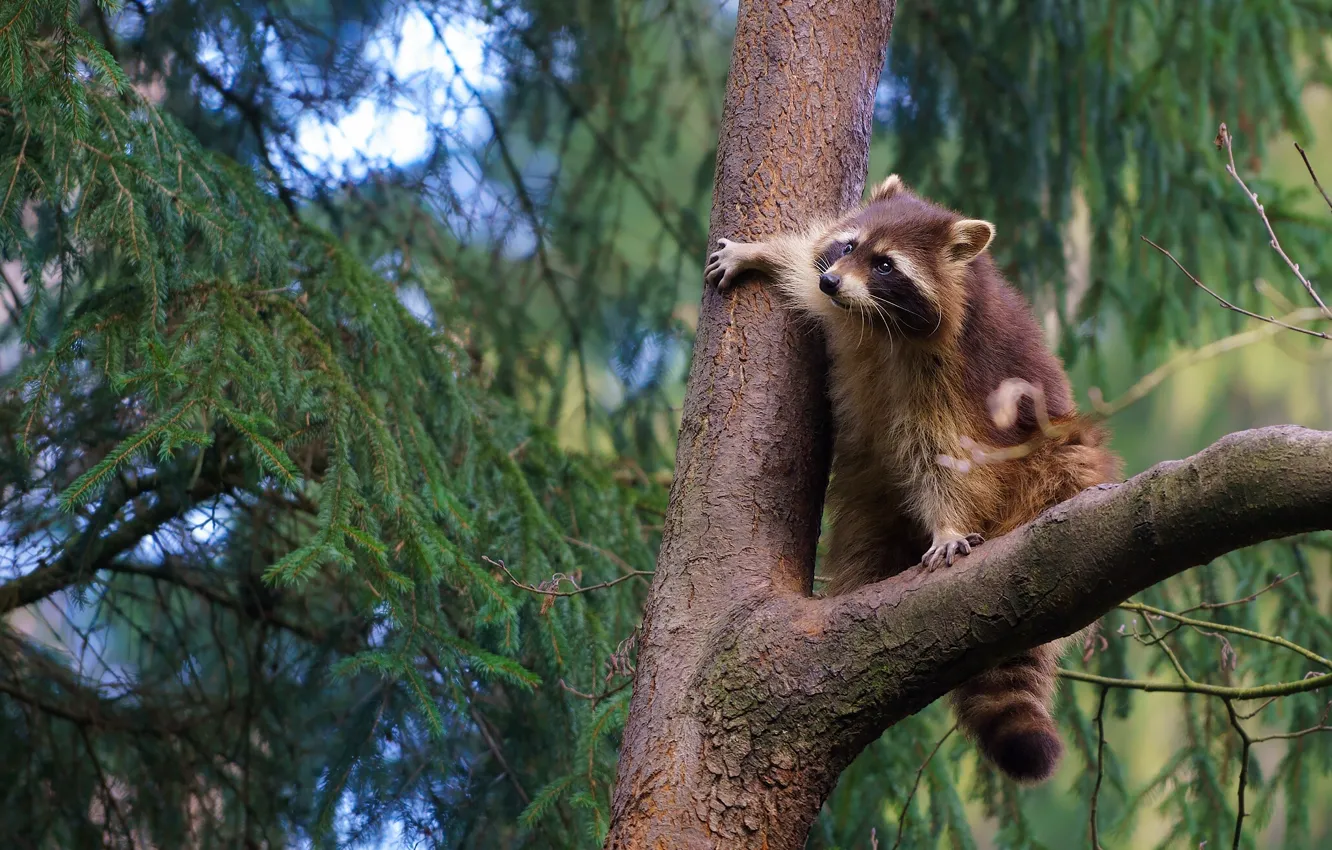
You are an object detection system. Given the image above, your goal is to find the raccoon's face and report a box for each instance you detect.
[813,233,943,336]
[811,178,995,341]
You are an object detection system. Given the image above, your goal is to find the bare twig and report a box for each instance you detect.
[890,724,956,850]
[1217,123,1332,319]
[78,724,134,846]
[1250,699,1332,745]
[1179,574,1296,615]
[1294,142,1332,215]
[558,676,632,707]
[1090,687,1110,850]
[1141,236,1329,339]
[560,535,644,579]
[1118,601,1332,671]
[1057,668,1332,700]
[470,704,531,806]
[558,679,598,700]
[483,555,652,598]
[1235,697,1280,721]
[1133,606,1196,685]
[1223,699,1251,850]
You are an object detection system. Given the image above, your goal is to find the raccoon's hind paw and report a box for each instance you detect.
[922,532,985,570]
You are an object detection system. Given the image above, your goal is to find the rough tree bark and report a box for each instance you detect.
[604,3,1332,849]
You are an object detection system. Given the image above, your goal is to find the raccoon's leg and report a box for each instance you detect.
[821,464,924,596]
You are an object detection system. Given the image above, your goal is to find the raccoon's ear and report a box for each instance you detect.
[947,219,995,263]
[868,173,905,203]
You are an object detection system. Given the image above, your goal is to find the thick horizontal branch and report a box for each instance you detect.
[701,425,1332,775]
[812,425,1332,726]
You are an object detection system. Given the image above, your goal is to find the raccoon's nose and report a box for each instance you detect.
[819,273,841,295]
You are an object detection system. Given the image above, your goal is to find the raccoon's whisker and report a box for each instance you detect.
[874,299,905,339]
[880,306,903,345]
[869,300,893,333]
[870,294,930,324]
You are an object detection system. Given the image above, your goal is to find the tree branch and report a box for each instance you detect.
[1056,668,1332,700]
[1295,141,1332,215]
[1142,236,1330,339]
[1216,123,1332,319]
[0,476,228,614]
[819,425,1331,715]
[704,425,1332,779]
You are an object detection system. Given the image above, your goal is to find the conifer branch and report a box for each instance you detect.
[1,473,230,614]
[104,561,361,653]
[0,666,229,735]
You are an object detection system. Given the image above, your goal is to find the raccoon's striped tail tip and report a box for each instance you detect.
[984,728,1063,784]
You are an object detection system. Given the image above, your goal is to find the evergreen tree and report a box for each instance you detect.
[0,0,1329,847]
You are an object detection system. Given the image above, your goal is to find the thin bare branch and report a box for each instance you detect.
[1179,573,1296,615]
[1294,141,1332,215]
[1087,308,1328,415]
[482,555,652,598]
[1141,236,1330,339]
[1223,699,1251,850]
[890,724,956,850]
[1217,122,1332,319]
[1057,668,1332,700]
[1119,601,1332,670]
[1090,687,1110,850]
[1249,697,1332,744]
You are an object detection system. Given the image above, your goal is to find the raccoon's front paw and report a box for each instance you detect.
[705,238,756,290]
[922,532,985,570]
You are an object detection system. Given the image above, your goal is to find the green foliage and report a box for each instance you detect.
[1,0,1331,847]
[1,2,661,845]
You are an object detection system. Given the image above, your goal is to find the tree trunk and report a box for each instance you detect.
[606,2,896,846]
[603,3,1332,848]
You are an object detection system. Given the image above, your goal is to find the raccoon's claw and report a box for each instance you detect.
[705,238,750,290]
[922,532,985,570]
